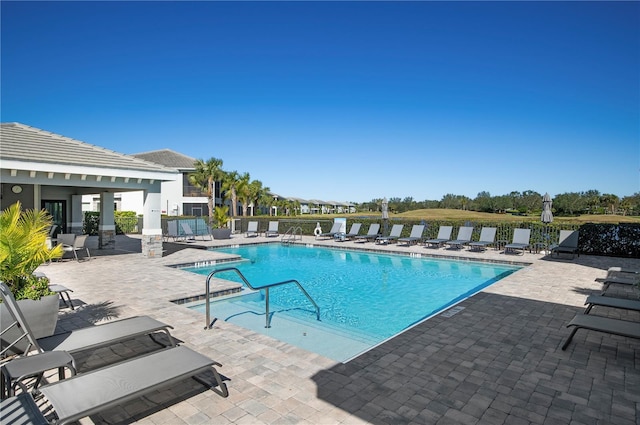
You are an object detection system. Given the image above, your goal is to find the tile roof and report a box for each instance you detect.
[0,122,176,173]
[132,149,196,170]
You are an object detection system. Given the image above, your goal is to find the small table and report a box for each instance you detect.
[533,242,547,254]
[1,351,76,398]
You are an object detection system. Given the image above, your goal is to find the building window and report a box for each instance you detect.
[183,203,209,217]
[183,173,205,197]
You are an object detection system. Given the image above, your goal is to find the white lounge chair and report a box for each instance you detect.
[245,221,259,237]
[265,221,279,237]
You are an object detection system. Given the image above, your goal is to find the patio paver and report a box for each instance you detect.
[26,233,640,425]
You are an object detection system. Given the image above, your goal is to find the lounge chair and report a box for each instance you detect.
[444,226,473,250]
[0,282,176,359]
[548,230,579,259]
[561,314,640,350]
[342,223,362,241]
[180,222,197,241]
[354,223,380,243]
[1,345,228,424]
[0,283,229,423]
[597,274,640,295]
[316,222,343,240]
[504,229,531,255]
[424,225,453,249]
[468,227,497,252]
[398,224,425,246]
[583,294,640,314]
[265,221,279,237]
[245,221,259,238]
[375,224,404,245]
[60,234,91,262]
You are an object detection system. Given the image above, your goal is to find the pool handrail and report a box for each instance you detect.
[204,267,321,330]
[281,226,303,243]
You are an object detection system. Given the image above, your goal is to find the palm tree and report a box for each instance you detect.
[235,172,252,217]
[189,157,224,227]
[254,187,272,216]
[221,171,241,218]
[248,180,270,216]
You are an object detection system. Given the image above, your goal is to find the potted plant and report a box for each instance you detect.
[0,201,63,340]
[210,206,232,239]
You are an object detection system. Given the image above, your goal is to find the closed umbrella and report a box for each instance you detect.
[381,198,389,234]
[541,193,553,223]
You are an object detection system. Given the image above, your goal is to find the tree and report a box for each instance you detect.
[236,172,252,217]
[222,171,240,218]
[189,157,224,227]
[473,191,493,213]
[600,193,619,215]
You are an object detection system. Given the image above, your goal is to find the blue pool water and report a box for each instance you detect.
[185,244,521,361]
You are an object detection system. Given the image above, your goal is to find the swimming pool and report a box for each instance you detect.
[184,244,521,362]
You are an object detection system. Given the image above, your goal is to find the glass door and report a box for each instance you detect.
[42,200,66,234]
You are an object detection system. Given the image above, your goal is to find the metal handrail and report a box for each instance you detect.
[204,267,320,329]
[281,226,302,243]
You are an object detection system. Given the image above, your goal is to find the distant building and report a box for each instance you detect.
[82,148,356,217]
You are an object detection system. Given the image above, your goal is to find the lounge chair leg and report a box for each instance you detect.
[192,363,229,398]
[561,327,579,350]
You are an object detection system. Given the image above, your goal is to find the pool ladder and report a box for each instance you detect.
[204,267,320,330]
[281,226,303,244]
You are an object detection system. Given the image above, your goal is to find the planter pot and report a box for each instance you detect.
[211,228,232,239]
[1,294,59,355]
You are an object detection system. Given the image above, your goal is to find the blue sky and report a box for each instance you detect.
[2,1,638,203]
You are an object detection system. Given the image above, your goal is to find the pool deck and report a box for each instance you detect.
[32,234,639,425]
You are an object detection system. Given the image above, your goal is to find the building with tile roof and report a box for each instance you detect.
[0,123,179,257]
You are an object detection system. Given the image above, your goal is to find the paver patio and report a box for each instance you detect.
[23,234,640,424]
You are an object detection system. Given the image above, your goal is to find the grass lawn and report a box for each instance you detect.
[306,209,640,224]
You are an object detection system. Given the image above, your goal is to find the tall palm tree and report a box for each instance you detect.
[189,157,224,227]
[221,171,241,218]
[236,173,252,217]
[248,180,270,216]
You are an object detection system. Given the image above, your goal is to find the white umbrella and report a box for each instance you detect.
[541,193,553,223]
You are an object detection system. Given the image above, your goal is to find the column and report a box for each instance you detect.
[141,184,163,258]
[70,195,83,234]
[99,192,116,249]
